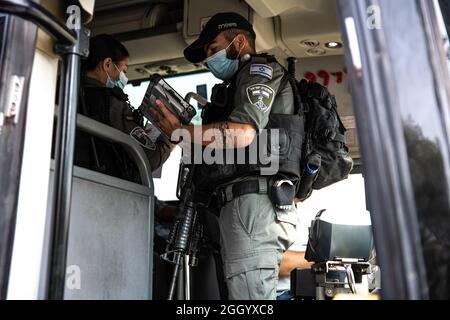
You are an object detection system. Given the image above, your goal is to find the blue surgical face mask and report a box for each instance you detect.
[106,63,128,89]
[106,72,115,88]
[205,37,241,81]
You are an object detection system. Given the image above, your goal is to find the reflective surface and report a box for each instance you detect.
[338,0,450,299]
[379,0,450,299]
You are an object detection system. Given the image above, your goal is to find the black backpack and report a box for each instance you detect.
[292,78,354,201]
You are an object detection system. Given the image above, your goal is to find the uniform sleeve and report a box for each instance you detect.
[228,62,285,130]
[108,96,129,131]
[143,135,172,172]
[109,96,172,172]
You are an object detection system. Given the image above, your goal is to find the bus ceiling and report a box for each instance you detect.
[86,0,344,81]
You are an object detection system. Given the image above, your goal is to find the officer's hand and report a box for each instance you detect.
[149,99,182,137]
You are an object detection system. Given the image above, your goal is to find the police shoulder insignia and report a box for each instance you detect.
[246,84,275,112]
[250,64,273,80]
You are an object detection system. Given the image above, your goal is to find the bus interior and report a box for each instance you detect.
[0,0,449,300]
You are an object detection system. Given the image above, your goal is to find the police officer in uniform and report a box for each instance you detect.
[152,13,301,300]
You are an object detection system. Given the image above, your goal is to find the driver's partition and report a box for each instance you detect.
[45,114,155,299]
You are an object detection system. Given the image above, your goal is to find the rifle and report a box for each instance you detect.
[161,162,203,300]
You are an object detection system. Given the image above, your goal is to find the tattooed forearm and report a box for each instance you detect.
[212,121,233,148]
[182,121,256,148]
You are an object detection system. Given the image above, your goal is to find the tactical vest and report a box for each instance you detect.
[194,55,304,192]
[75,85,143,183]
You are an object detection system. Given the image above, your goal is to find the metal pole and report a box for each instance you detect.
[45,52,81,300]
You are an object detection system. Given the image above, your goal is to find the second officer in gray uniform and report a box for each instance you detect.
[153,12,303,300]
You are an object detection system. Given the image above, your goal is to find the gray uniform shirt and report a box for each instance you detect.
[224,57,294,185]
[228,58,294,130]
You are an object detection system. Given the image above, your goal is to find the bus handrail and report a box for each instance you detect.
[0,0,76,45]
[75,113,154,189]
[76,114,155,300]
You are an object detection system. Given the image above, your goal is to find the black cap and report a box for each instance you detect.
[184,12,256,63]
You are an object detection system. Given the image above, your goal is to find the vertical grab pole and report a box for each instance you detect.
[45,27,90,300]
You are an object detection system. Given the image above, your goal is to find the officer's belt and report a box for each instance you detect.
[215,177,269,208]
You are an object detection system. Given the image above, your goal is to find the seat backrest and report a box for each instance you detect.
[46,164,154,299]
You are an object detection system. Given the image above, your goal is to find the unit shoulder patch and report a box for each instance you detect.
[246,84,275,113]
[250,64,273,80]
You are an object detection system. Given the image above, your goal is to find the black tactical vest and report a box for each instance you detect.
[75,85,143,183]
[193,55,304,192]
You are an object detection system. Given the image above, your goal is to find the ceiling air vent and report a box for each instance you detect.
[300,39,320,48]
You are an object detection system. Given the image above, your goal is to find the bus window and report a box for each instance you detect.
[294,174,370,251]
